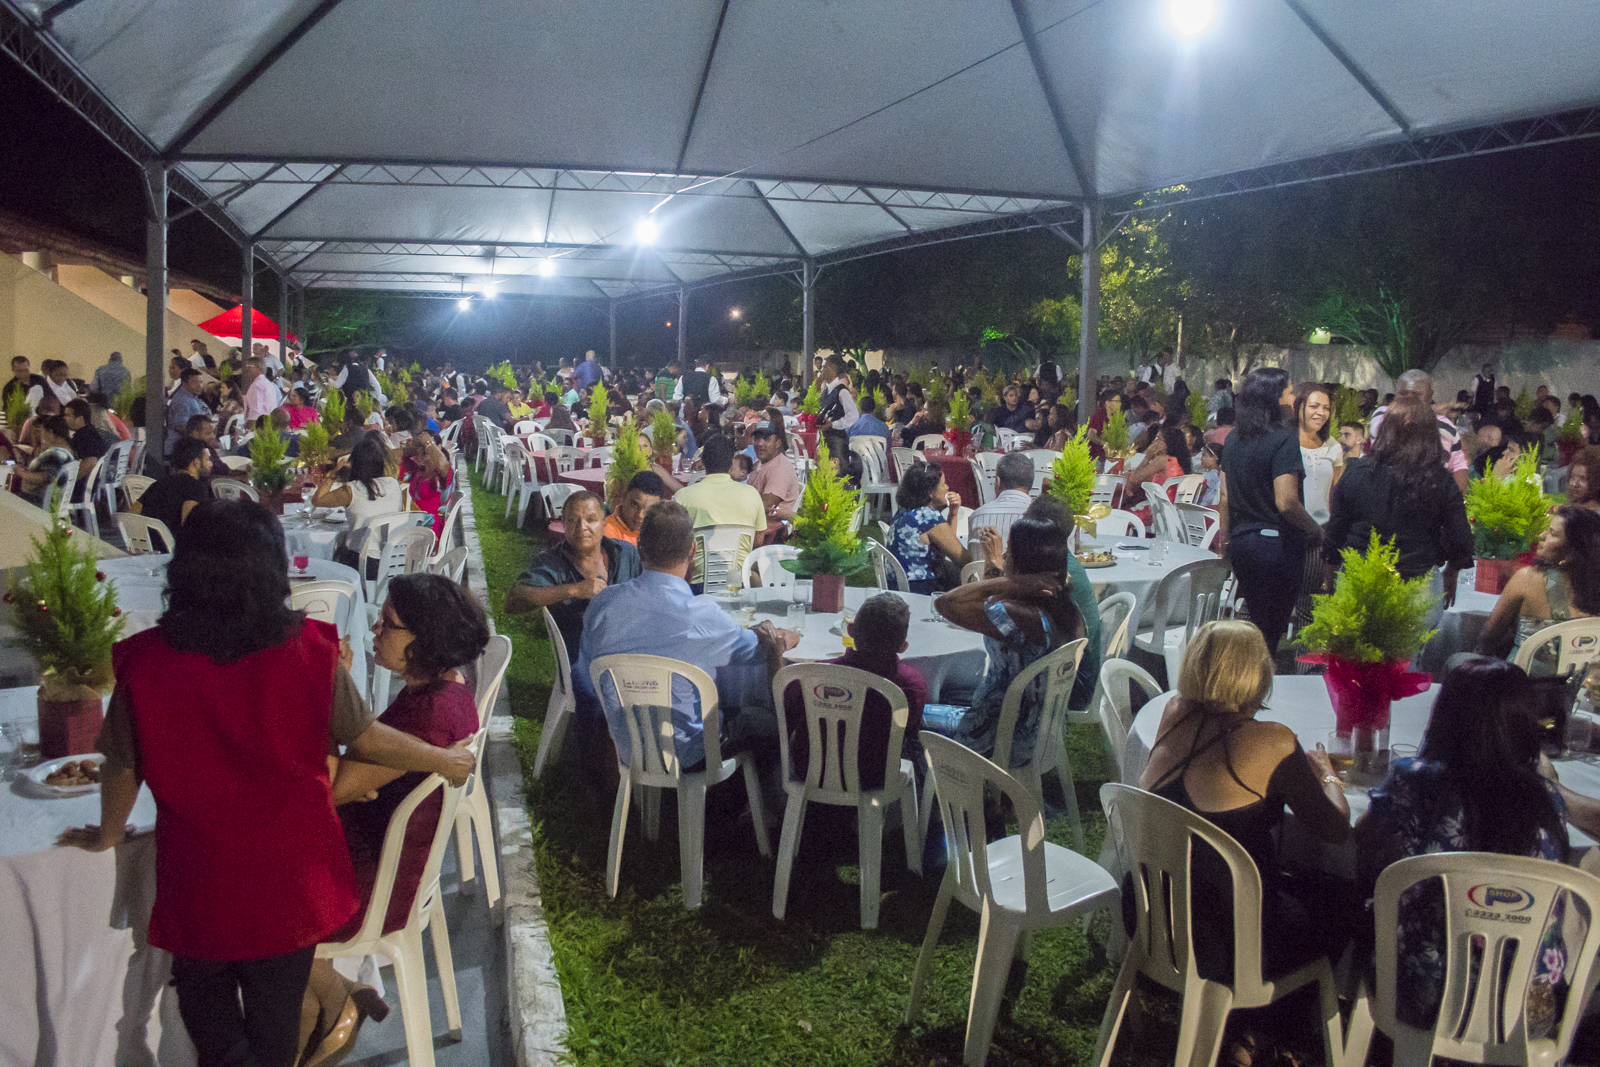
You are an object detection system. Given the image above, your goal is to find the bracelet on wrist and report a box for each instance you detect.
[1322,773,1342,787]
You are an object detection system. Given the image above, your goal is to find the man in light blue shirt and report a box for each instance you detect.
[577,500,797,769]
[846,392,891,446]
[967,452,1036,549]
[164,368,212,460]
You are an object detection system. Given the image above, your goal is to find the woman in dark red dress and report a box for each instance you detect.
[298,573,489,1065]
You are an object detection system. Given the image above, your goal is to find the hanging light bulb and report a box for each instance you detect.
[634,218,660,245]
[1166,0,1216,38]
[457,297,472,311]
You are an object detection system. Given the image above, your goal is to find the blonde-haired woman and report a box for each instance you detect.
[1137,621,1355,1004]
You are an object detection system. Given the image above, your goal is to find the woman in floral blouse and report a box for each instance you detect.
[1357,656,1571,1031]
[886,462,969,594]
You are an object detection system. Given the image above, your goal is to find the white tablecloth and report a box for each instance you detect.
[279,503,348,561]
[1080,539,1222,625]
[738,586,988,703]
[1126,675,1600,848]
[1417,567,1501,674]
[0,687,192,1067]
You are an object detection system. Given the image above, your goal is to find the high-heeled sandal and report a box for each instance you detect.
[300,998,359,1067]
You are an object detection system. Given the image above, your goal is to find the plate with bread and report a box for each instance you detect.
[24,754,105,797]
[1075,549,1118,569]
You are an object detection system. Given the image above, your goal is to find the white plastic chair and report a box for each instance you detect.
[989,638,1089,852]
[1091,474,1125,508]
[97,438,136,517]
[1360,852,1600,1067]
[47,461,78,525]
[995,427,1020,451]
[974,451,1003,486]
[538,482,580,524]
[586,445,615,467]
[1093,784,1346,1067]
[1097,591,1138,661]
[64,455,105,538]
[911,433,946,452]
[741,544,800,590]
[1095,509,1146,539]
[512,419,541,435]
[118,474,154,510]
[1024,449,1061,494]
[1096,659,1163,783]
[455,635,511,910]
[588,654,772,908]
[868,541,911,592]
[315,766,469,1067]
[429,494,467,563]
[770,664,921,929]
[501,439,542,526]
[852,438,897,519]
[522,431,558,452]
[966,457,995,507]
[219,454,252,473]
[365,525,436,605]
[428,545,469,583]
[117,512,174,554]
[1170,473,1207,504]
[545,427,578,447]
[1133,558,1232,685]
[210,478,259,502]
[547,444,586,475]
[531,608,577,779]
[906,734,1119,1066]
[960,560,987,584]
[1175,501,1219,549]
[288,579,356,628]
[1147,492,1185,543]
[1513,618,1600,676]
[692,523,754,592]
[891,446,919,480]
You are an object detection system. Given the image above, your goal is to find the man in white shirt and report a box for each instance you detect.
[967,452,1036,552]
[817,355,858,431]
[241,359,278,424]
[672,359,724,407]
[188,340,208,369]
[1159,348,1179,392]
[42,360,80,407]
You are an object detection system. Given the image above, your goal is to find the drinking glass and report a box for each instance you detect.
[0,723,18,782]
[841,607,856,648]
[1147,539,1167,566]
[793,581,811,611]
[1324,732,1353,781]
[15,720,39,770]
[740,587,758,623]
[786,602,807,633]
[1568,711,1593,754]
[293,554,310,573]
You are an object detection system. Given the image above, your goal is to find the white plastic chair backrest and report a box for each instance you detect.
[1147,493,1184,543]
[891,447,918,480]
[431,494,466,559]
[541,607,573,707]
[549,445,585,472]
[954,506,973,542]
[540,482,579,519]
[1091,474,1125,508]
[400,525,435,573]
[370,526,436,600]
[1098,591,1138,660]
[1097,509,1146,539]
[1098,660,1163,779]
[211,479,258,502]
[547,427,578,447]
[501,437,530,477]
[332,765,467,948]
[912,433,946,452]
[995,428,1019,451]
[849,438,890,486]
[967,458,994,506]
[1145,558,1232,653]
[960,560,986,585]
[1175,502,1218,548]
[75,453,107,502]
[1171,473,1207,504]
[772,663,908,800]
[975,451,1003,485]
[868,541,910,592]
[429,545,469,582]
[512,420,540,435]
[439,419,462,448]
[694,523,754,593]
[588,653,723,782]
[1024,449,1061,478]
[117,512,175,554]
[49,460,78,519]
[472,634,513,729]
[523,432,558,452]
[219,455,252,472]
[1512,618,1600,676]
[531,417,551,431]
[1373,852,1600,1067]
[742,544,799,589]
[1100,783,1270,996]
[587,446,615,466]
[922,732,1051,920]
[288,579,355,628]
[991,637,1087,773]
[120,474,154,505]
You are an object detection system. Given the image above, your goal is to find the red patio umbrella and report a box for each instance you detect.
[195,306,297,344]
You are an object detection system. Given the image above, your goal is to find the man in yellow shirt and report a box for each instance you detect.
[671,435,767,588]
[603,470,667,545]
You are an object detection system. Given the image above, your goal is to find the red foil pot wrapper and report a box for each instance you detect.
[1299,655,1431,736]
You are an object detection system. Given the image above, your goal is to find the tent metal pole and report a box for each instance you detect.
[608,299,617,369]
[142,162,167,475]
[240,244,254,356]
[1078,203,1099,427]
[801,257,815,386]
[676,287,687,368]
[279,272,290,352]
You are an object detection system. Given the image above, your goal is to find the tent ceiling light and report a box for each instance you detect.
[1166,0,1216,38]
[536,259,556,277]
[456,297,472,311]
[634,218,659,245]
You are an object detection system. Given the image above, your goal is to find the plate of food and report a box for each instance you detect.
[24,754,105,797]
[1075,550,1118,569]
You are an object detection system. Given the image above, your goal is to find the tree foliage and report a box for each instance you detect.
[1299,530,1438,663]
[9,516,125,696]
[1464,449,1556,559]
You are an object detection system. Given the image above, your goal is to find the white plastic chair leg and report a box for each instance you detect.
[530,701,572,778]
[678,778,707,908]
[428,897,462,1037]
[1091,955,1140,1067]
[1053,746,1085,853]
[963,901,1023,1067]
[857,798,885,930]
[1314,969,1344,1067]
[466,787,501,911]
[641,785,661,842]
[900,782,922,876]
[606,776,632,899]
[1343,982,1375,1067]
[739,756,772,857]
[771,794,808,920]
[1172,982,1233,1067]
[454,815,477,892]
[390,927,438,1067]
[905,869,956,1023]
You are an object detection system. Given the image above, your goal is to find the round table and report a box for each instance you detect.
[1126,675,1600,849]
[925,452,979,509]
[558,467,609,493]
[0,686,188,1066]
[737,585,987,703]
[279,502,349,561]
[1080,539,1222,626]
[517,442,603,483]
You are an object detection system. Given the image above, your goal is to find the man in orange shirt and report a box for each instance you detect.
[603,470,667,545]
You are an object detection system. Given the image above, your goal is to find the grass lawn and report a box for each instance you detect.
[467,467,1129,1066]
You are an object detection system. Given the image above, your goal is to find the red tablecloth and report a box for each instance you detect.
[794,429,819,457]
[517,441,602,483]
[558,467,608,493]
[926,453,979,510]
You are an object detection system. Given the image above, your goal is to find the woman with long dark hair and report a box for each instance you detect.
[313,431,402,552]
[932,515,1087,764]
[1323,393,1473,629]
[1477,505,1600,669]
[887,461,969,593]
[1218,367,1322,657]
[1357,657,1570,1026]
[61,501,472,1067]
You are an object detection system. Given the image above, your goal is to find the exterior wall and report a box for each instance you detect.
[0,257,229,383]
[167,289,228,329]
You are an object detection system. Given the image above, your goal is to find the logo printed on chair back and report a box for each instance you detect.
[1466,884,1537,922]
[1570,633,1598,655]
[812,683,853,709]
[618,677,664,703]
[1054,660,1075,682]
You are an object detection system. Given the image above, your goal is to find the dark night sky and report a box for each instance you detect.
[3,49,1597,370]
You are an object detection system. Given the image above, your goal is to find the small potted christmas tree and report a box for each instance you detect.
[797,379,821,432]
[943,390,973,456]
[1100,408,1134,470]
[1299,530,1435,767]
[1464,450,1555,593]
[1558,407,1585,467]
[585,383,610,446]
[781,442,870,612]
[649,408,678,468]
[1049,427,1107,549]
[8,515,125,758]
[605,416,648,506]
[249,426,295,514]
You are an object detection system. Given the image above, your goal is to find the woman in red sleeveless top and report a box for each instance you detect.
[61,500,474,1067]
[297,573,488,1065]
